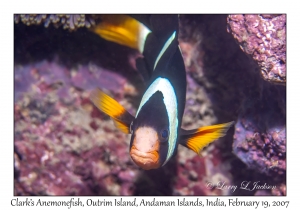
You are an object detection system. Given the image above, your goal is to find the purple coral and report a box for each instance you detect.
[14,58,138,195]
[227,15,286,84]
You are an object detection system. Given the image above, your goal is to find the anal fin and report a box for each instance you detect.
[179,121,234,155]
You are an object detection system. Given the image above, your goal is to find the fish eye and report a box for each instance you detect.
[160,129,169,140]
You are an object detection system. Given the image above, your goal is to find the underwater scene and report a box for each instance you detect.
[14,14,286,196]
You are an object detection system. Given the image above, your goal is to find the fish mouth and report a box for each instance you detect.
[130,145,160,170]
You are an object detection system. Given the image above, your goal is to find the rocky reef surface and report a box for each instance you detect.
[227,14,286,85]
[14,14,286,196]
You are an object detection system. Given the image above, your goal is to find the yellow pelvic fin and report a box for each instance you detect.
[180,122,234,155]
[90,88,134,134]
[91,15,151,52]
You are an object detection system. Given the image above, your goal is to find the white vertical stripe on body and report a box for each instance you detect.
[136,77,178,165]
[153,31,176,71]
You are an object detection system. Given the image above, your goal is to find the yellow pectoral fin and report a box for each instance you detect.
[90,88,134,134]
[91,15,151,52]
[113,119,130,134]
[90,88,125,119]
[180,121,234,155]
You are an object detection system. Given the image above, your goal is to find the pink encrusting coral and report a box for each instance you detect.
[14,58,141,195]
[233,83,286,178]
[227,15,286,85]
[14,14,286,196]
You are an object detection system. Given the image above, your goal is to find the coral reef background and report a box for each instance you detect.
[14,14,286,196]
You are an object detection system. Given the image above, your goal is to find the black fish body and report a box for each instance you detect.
[90,15,233,170]
[127,15,187,168]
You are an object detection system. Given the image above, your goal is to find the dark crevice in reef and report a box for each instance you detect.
[14,23,144,90]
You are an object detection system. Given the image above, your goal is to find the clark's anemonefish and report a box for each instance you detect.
[90,15,234,170]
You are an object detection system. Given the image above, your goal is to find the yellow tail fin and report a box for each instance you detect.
[91,15,151,52]
[179,122,234,155]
